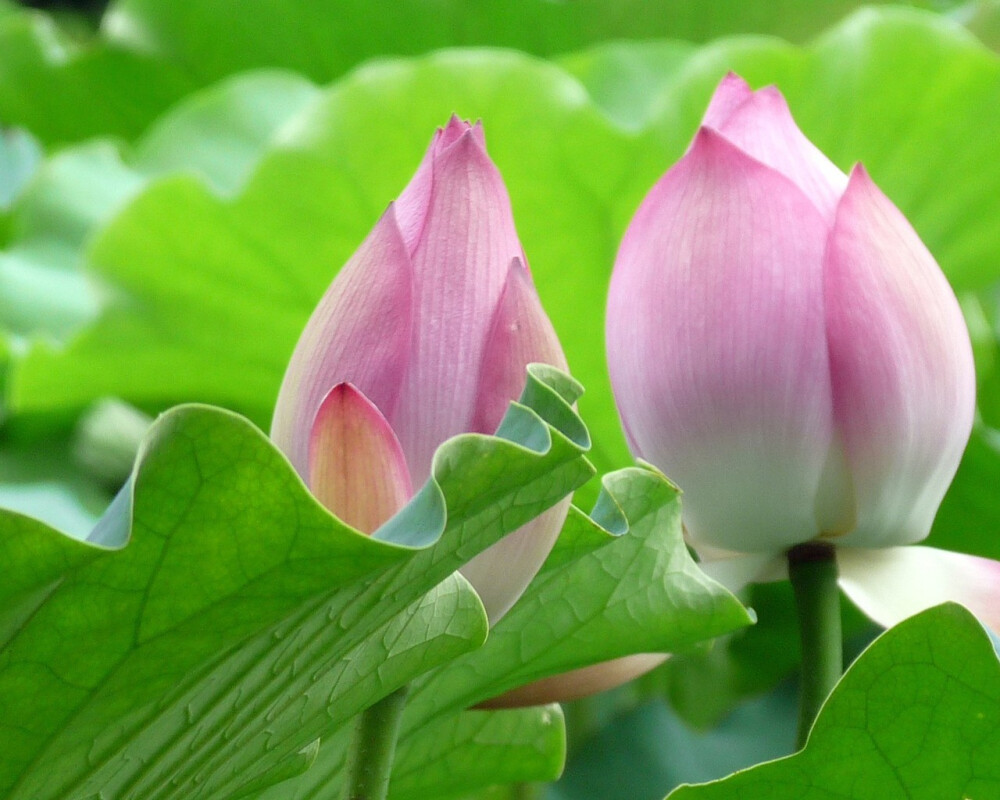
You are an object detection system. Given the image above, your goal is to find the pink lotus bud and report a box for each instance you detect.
[272,117,569,621]
[606,74,976,555]
[479,654,667,709]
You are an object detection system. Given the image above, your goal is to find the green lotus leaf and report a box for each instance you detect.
[0,366,593,799]
[667,604,1000,799]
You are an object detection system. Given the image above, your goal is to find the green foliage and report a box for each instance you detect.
[668,604,1000,799]
[0,368,749,798]
[2,3,1000,798]
[253,464,751,798]
[100,0,961,86]
[0,10,193,145]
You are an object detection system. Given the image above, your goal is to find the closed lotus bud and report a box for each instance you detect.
[272,116,570,622]
[606,73,976,556]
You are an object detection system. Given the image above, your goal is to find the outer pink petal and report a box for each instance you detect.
[461,498,572,624]
[824,167,976,548]
[479,653,667,709]
[308,383,412,534]
[271,207,412,476]
[607,127,835,553]
[838,546,1000,634]
[394,115,481,253]
[701,72,754,129]
[471,257,569,436]
[706,81,847,221]
[457,258,570,623]
[394,126,525,485]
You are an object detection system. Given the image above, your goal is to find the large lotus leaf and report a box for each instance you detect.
[668,604,1000,799]
[0,366,596,800]
[249,465,750,799]
[101,0,954,86]
[132,71,320,196]
[11,70,318,246]
[408,467,752,716]
[12,8,1000,490]
[0,10,193,146]
[252,706,567,800]
[388,706,567,800]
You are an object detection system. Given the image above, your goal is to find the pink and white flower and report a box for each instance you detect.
[272,116,570,623]
[606,73,1000,633]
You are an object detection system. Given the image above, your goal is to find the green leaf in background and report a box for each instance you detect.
[0,436,109,536]
[260,705,567,800]
[0,366,595,800]
[100,0,958,86]
[667,604,1000,799]
[0,1,975,150]
[253,465,752,799]
[927,426,1000,561]
[962,0,1000,50]
[0,126,40,211]
[132,70,320,195]
[0,71,319,349]
[657,582,876,730]
[0,9,193,146]
[549,687,797,800]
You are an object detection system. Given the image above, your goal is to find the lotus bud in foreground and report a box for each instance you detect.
[606,73,1000,633]
[272,116,569,622]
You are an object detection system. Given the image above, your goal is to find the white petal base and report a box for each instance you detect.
[479,653,668,709]
[838,545,1000,634]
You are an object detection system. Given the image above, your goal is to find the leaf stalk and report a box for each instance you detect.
[788,542,842,749]
[342,684,410,800]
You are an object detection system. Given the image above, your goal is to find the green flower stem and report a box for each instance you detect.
[787,542,842,750]
[342,684,410,800]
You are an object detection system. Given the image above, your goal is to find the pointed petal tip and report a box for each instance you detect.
[713,70,753,100]
[681,125,780,181]
[441,113,470,135]
[470,117,486,146]
[507,255,535,285]
[436,115,485,154]
[472,253,567,435]
[309,382,412,535]
[703,73,753,128]
[712,70,753,100]
[842,162,877,196]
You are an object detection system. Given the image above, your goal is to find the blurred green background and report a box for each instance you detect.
[2,1,1000,798]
